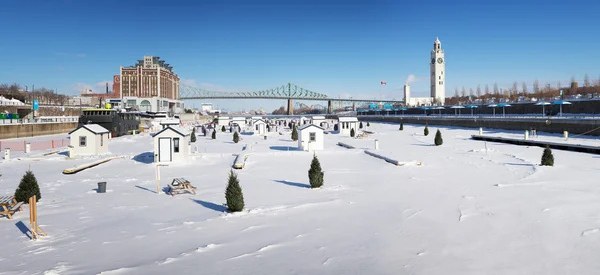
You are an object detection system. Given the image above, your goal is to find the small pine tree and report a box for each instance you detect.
[308,154,324,188]
[221,125,226,132]
[291,125,298,141]
[359,121,363,129]
[230,126,233,133]
[14,170,41,203]
[366,122,370,127]
[350,128,355,137]
[334,124,339,131]
[212,130,216,139]
[191,128,197,142]
[233,131,240,143]
[434,129,443,146]
[399,123,404,131]
[541,145,554,166]
[424,125,429,136]
[225,170,244,212]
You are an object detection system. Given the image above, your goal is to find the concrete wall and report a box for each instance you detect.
[0,122,78,139]
[357,116,600,136]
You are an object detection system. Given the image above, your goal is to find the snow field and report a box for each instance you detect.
[0,122,599,274]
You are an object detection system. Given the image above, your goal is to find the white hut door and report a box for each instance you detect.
[159,138,172,162]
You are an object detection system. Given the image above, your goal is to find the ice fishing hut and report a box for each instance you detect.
[253,119,267,135]
[152,125,191,163]
[298,124,324,152]
[68,124,110,156]
[338,117,359,136]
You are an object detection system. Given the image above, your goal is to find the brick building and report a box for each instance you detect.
[118,56,184,114]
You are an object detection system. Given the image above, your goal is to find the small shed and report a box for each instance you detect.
[253,119,267,135]
[338,117,359,136]
[311,116,326,128]
[152,126,191,163]
[298,124,324,152]
[68,124,110,156]
[216,117,230,127]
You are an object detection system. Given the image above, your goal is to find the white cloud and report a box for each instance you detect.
[405,74,424,84]
[70,81,113,95]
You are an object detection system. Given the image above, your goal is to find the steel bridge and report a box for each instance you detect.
[179,82,404,114]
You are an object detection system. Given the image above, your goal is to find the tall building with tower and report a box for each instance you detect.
[116,56,184,114]
[430,37,445,105]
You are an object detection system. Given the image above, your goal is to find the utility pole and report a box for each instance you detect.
[32,85,35,120]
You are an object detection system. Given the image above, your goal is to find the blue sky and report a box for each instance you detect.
[1,0,599,111]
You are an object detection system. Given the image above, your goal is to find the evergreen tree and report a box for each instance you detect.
[233,131,240,143]
[191,128,197,143]
[424,124,429,136]
[399,123,404,131]
[350,128,355,137]
[221,125,226,132]
[230,125,233,133]
[212,129,216,139]
[359,121,363,129]
[225,170,244,212]
[291,125,298,141]
[541,145,554,166]
[308,154,324,188]
[334,124,339,131]
[14,170,41,203]
[434,129,443,146]
[367,122,370,127]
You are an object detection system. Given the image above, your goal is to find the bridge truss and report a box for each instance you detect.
[179,82,404,105]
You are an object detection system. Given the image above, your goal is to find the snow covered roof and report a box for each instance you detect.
[298,124,324,131]
[253,119,266,124]
[69,124,110,135]
[231,117,246,121]
[338,117,358,122]
[152,125,190,137]
[312,116,326,120]
[159,119,180,125]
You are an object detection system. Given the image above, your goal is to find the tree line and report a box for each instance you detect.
[0,83,70,105]
[445,74,600,105]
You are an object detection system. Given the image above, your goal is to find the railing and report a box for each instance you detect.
[357,113,600,120]
[0,139,70,152]
[0,116,79,125]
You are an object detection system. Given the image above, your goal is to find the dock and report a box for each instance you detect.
[471,135,600,155]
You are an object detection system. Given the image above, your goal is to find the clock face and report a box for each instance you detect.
[437,58,444,64]
[114,76,120,83]
[431,58,435,65]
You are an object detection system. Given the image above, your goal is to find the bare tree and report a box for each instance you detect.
[522,81,528,95]
[469,88,474,98]
[584,73,590,87]
[493,82,499,96]
[557,81,561,90]
[461,86,466,97]
[512,81,519,95]
[533,79,540,95]
[485,84,490,96]
[454,87,459,98]
[476,85,482,98]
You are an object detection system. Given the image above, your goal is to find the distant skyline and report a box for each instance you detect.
[1,0,599,111]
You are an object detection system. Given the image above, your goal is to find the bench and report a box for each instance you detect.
[0,195,23,220]
[168,178,197,196]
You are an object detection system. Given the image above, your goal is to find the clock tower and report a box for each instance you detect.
[430,37,445,105]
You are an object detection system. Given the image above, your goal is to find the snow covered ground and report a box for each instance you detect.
[1,123,600,274]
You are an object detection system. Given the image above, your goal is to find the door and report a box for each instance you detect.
[158,138,172,162]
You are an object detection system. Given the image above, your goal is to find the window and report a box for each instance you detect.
[173,138,180,153]
[100,134,103,146]
[79,136,87,147]
[310,132,316,142]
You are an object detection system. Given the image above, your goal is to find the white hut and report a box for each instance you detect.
[298,124,324,152]
[338,117,359,136]
[299,116,309,125]
[152,125,191,163]
[311,116,326,128]
[253,119,267,135]
[216,116,230,127]
[68,124,110,156]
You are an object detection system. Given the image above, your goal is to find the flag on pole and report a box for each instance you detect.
[380,81,387,85]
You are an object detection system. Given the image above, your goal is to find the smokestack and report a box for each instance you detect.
[106,82,109,94]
